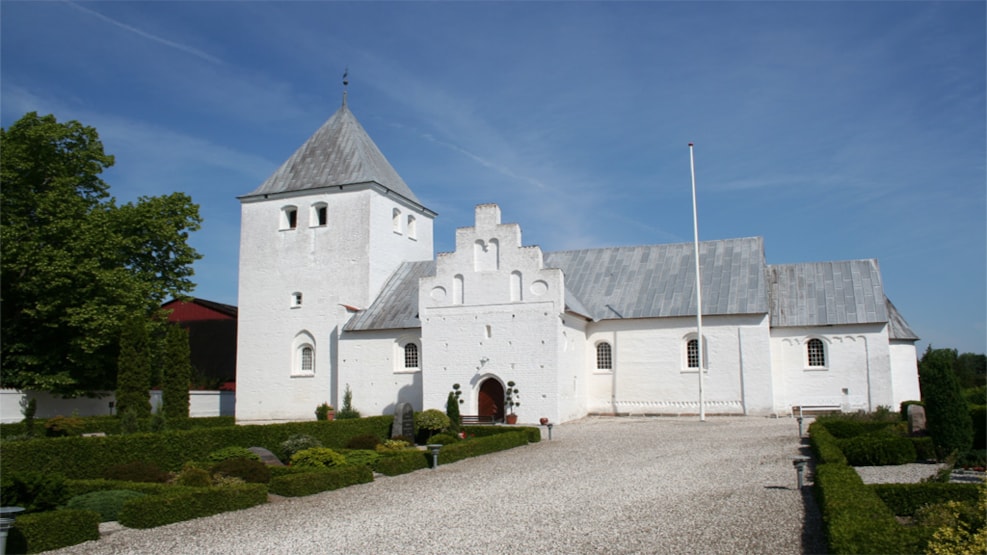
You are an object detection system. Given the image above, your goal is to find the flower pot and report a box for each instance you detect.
[539,417,549,425]
[505,414,518,425]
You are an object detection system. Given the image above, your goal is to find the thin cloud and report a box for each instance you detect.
[64,1,223,65]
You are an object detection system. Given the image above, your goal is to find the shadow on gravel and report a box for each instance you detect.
[798,438,828,555]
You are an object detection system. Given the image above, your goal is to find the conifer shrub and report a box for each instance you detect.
[375,439,414,453]
[920,347,975,457]
[290,447,347,469]
[0,471,69,514]
[280,434,323,462]
[103,461,170,483]
[161,323,192,420]
[115,316,152,419]
[211,458,271,484]
[340,449,380,469]
[65,489,146,521]
[173,463,213,487]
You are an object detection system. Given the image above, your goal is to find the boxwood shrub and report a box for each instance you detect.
[268,465,372,497]
[462,425,541,443]
[815,417,897,439]
[436,430,530,466]
[375,450,429,476]
[6,509,100,554]
[65,489,146,522]
[839,434,917,466]
[808,421,847,465]
[117,483,268,529]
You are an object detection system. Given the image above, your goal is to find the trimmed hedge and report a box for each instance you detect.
[0,416,393,479]
[375,450,429,476]
[65,489,147,522]
[117,483,268,529]
[815,417,897,439]
[437,430,530,465]
[463,425,541,443]
[0,416,234,438]
[64,478,192,498]
[813,463,931,554]
[268,465,372,497]
[840,434,917,466]
[808,421,848,465]
[6,509,100,554]
[871,482,981,517]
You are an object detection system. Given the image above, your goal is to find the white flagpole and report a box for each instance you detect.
[689,142,706,422]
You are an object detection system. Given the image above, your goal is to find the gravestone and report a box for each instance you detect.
[907,404,927,435]
[393,402,415,439]
[248,446,285,466]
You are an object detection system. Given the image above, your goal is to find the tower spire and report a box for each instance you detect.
[342,67,349,107]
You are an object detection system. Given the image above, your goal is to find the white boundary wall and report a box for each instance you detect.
[0,389,234,423]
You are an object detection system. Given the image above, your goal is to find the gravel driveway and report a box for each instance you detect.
[45,416,827,554]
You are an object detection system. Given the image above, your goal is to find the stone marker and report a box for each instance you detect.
[907,404,926,435]
[248,446,285,466]
[393,402,415,439]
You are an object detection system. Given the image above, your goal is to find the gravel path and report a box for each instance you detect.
[45,416,827,555]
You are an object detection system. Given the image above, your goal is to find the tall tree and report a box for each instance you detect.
[161,324,191,420]
[919,346,974,457]
[115,316,151,419]
[1,112,201,395]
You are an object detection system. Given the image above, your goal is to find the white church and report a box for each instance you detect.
[234,98,921,425]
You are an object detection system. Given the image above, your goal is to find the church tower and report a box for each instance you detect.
[235,96,435,422]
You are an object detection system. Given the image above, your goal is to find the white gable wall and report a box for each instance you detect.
[338,328,424,415]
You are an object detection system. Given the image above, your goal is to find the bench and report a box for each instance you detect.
[460,415,496,425]
[791,405,842,418]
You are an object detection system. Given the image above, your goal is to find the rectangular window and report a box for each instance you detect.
[317,206,327,226]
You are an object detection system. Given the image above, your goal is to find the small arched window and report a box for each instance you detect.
[393,208,402,234]
[807,338,826,368]
[281,206,298,230]
[312,203,328,227]
[292,331,316,377]
[596,342,613,370]
[404,343,419,369]
[685,335,708,370]
[301,346,313,373]
[407,215,417,239]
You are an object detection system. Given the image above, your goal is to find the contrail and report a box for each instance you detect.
[64,1,223,65]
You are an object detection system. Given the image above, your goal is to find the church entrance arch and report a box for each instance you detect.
[478,378,505,423]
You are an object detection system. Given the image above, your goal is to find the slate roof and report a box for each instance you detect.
[766,260,888,327]
[241,102,423,206]
[544,237,768,321]
[344,237,769,331]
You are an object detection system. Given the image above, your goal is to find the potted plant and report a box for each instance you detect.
[505,381,520,424]
[315,402,335,421]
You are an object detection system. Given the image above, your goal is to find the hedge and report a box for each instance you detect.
[813,463,931,554]
[0,417,393,479]
[871,482,981,516]
[268,465,372,497]
[0,415,234,438]
[814,417,898,439]
[808,421,847,465]
[972,405,986,450]
[437,430,531,465]
[463,425,541,443]
[5,509,100,554]
[117,483,268,529]
[840,434,917,466]
[375,450,430,476]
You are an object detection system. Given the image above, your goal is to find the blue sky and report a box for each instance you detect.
[2,1,984,355]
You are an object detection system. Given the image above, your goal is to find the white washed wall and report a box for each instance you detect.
[771,323,893,413]
[889,341,921,407]
[420,205,566,424]
[585,314,771,416]
[1,390,234,423]
[557,316,589,423]
[236,187,433,423]
[338,329,423,415]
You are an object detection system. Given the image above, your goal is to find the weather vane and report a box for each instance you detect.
[342,67,349,106]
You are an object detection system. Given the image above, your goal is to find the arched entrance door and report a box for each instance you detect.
[478,378,505,423]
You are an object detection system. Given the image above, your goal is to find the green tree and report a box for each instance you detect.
[919,346,974,457]
[161,323,191,420]
[115,316,151,419]
[1,112,201,395]
[955,352,987,389]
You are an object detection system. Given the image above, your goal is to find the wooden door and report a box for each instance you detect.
[478,378,505,423]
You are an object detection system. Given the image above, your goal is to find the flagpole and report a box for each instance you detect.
[689,142,706,422]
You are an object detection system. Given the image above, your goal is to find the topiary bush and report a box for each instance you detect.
[426,433,460,445]
[340,450,380,469]
[0,471,69,514]
[207,446,261,463]
[65,489,147,522]
[415,409,450,442]
[345,434,382,450]
[211,457,271,484]
[103,460,170,483]
[840,434,917,466]
[290,447,347,469]
[280,434,323,462]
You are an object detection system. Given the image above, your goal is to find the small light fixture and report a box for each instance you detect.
[426,444,442,469]
[479,357,489,365]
